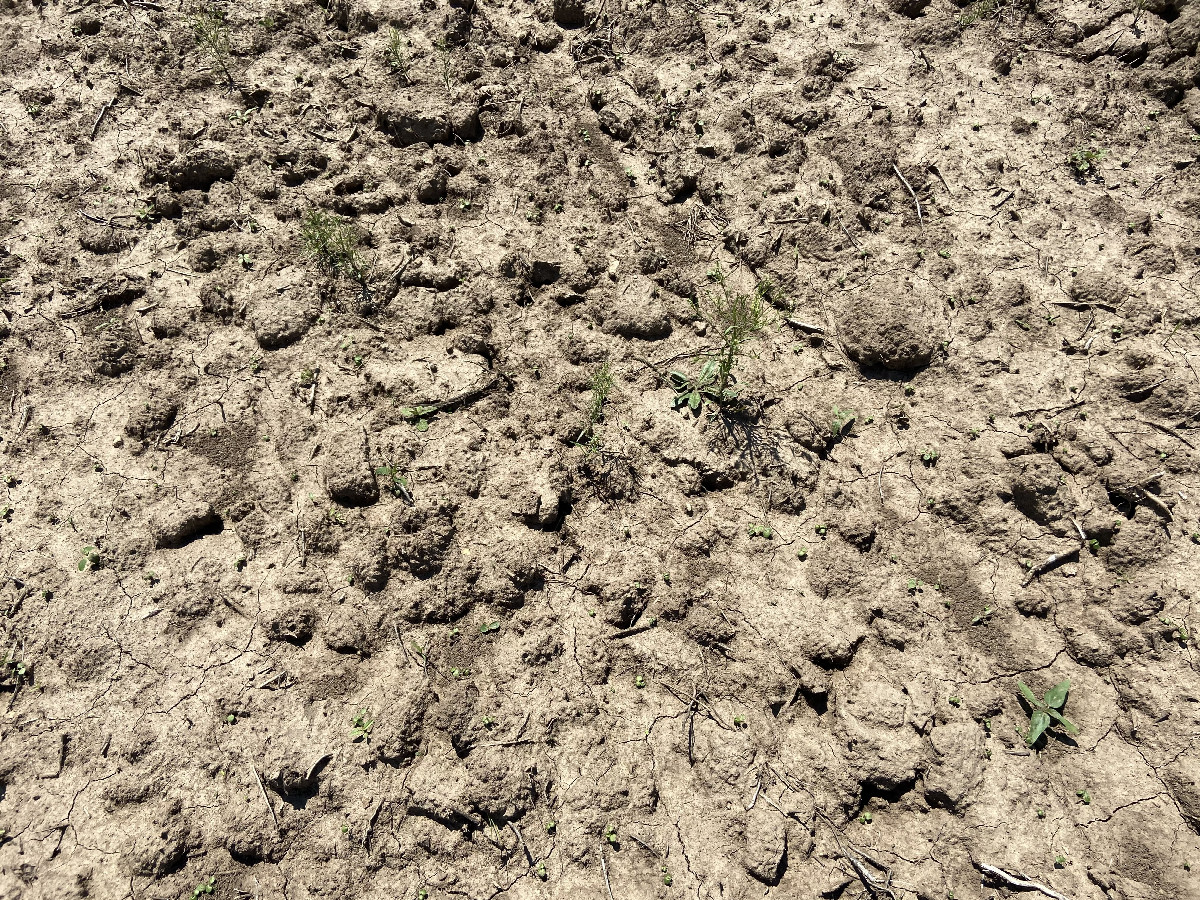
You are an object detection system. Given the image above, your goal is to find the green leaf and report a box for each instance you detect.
[416,419,429,432]
[1026,710,1050,746]
[1046,709,1080,735]
[78,559,87,571]
[1017,681,1040,708]
[688,391,701,411]
[1043,679,1070,710]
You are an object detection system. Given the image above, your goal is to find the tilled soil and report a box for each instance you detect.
[2,0,1200,897]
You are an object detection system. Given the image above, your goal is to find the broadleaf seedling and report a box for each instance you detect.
[1017,678,1079,746]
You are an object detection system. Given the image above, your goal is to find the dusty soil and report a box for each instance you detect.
[2,0,1200,897]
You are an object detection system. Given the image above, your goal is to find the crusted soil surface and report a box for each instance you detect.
[3,0,1200,897]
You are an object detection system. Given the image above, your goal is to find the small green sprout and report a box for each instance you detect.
[1017,679,1079,746]
[351,709,374,741]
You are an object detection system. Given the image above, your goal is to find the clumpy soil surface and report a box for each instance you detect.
[3,0,1200,897]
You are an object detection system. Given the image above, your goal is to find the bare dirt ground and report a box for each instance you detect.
[2,0,1200,897]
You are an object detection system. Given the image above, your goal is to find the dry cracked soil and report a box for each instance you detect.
[2,0,1200,897]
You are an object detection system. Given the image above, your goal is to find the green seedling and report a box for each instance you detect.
[796,546,809,561]
[907,578,923,594]
[480,620,500,634]
[536,860,547,879]
[1054,854,1067,868]
[921,448,939,466]
[374,463,412,500]
[350,709,374,741]
[815,524,828,537]
[481,715,495,728]
[189,5,234,86]
[948,695,962,707]
[669,360,724,413]
[300,209,369,283]
[545,820,556,834]
[970,605,995,625]
[830,406,856,438]
[435,34,454,93]
[671,267,775,412]
[1017,679,1079,746]
[78,546,100,571]
[1076,789,1092,805]
[1069,146,1106,177]
[748,523,773,539]
[578,362,614,450]
[397,404,438,432]
[604,824,618,845]
[190,877,216,899]
[662,869,673,886]
[635,675,646,689]
[2,650,26,684]
[859,811,873,824]
[385,27,410,82]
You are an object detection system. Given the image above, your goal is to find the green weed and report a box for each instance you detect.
[1069,146,1107,177]
[374,462,412,500]
[578,362,614,450]
[671,266,775,412]
[300,210,368,283]
[830,406,856,438]
[78,545,100,571]
[1017,679,1079,746]
[385,27,411,82]
[435,35,454,93]
[188,5,234,86]
[351,709,374,741]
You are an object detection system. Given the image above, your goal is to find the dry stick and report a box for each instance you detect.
[510,822,535,867]
[687,681,698,765]
[892,163,923,226]
[744,775,762,812]
[307,367,319,413]
[599,846,616,900]
[785,317,825,334]
[928,162,953,196]
[249,762,280,831]
[1135,487,1173,521]
[91,95,118,139]
[606,623,654,640]
[1024,546,1080,585]
[832,208,861,250]
[1141,418,1196,450]
[974,861,1074,900]
[626,833,662,859]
